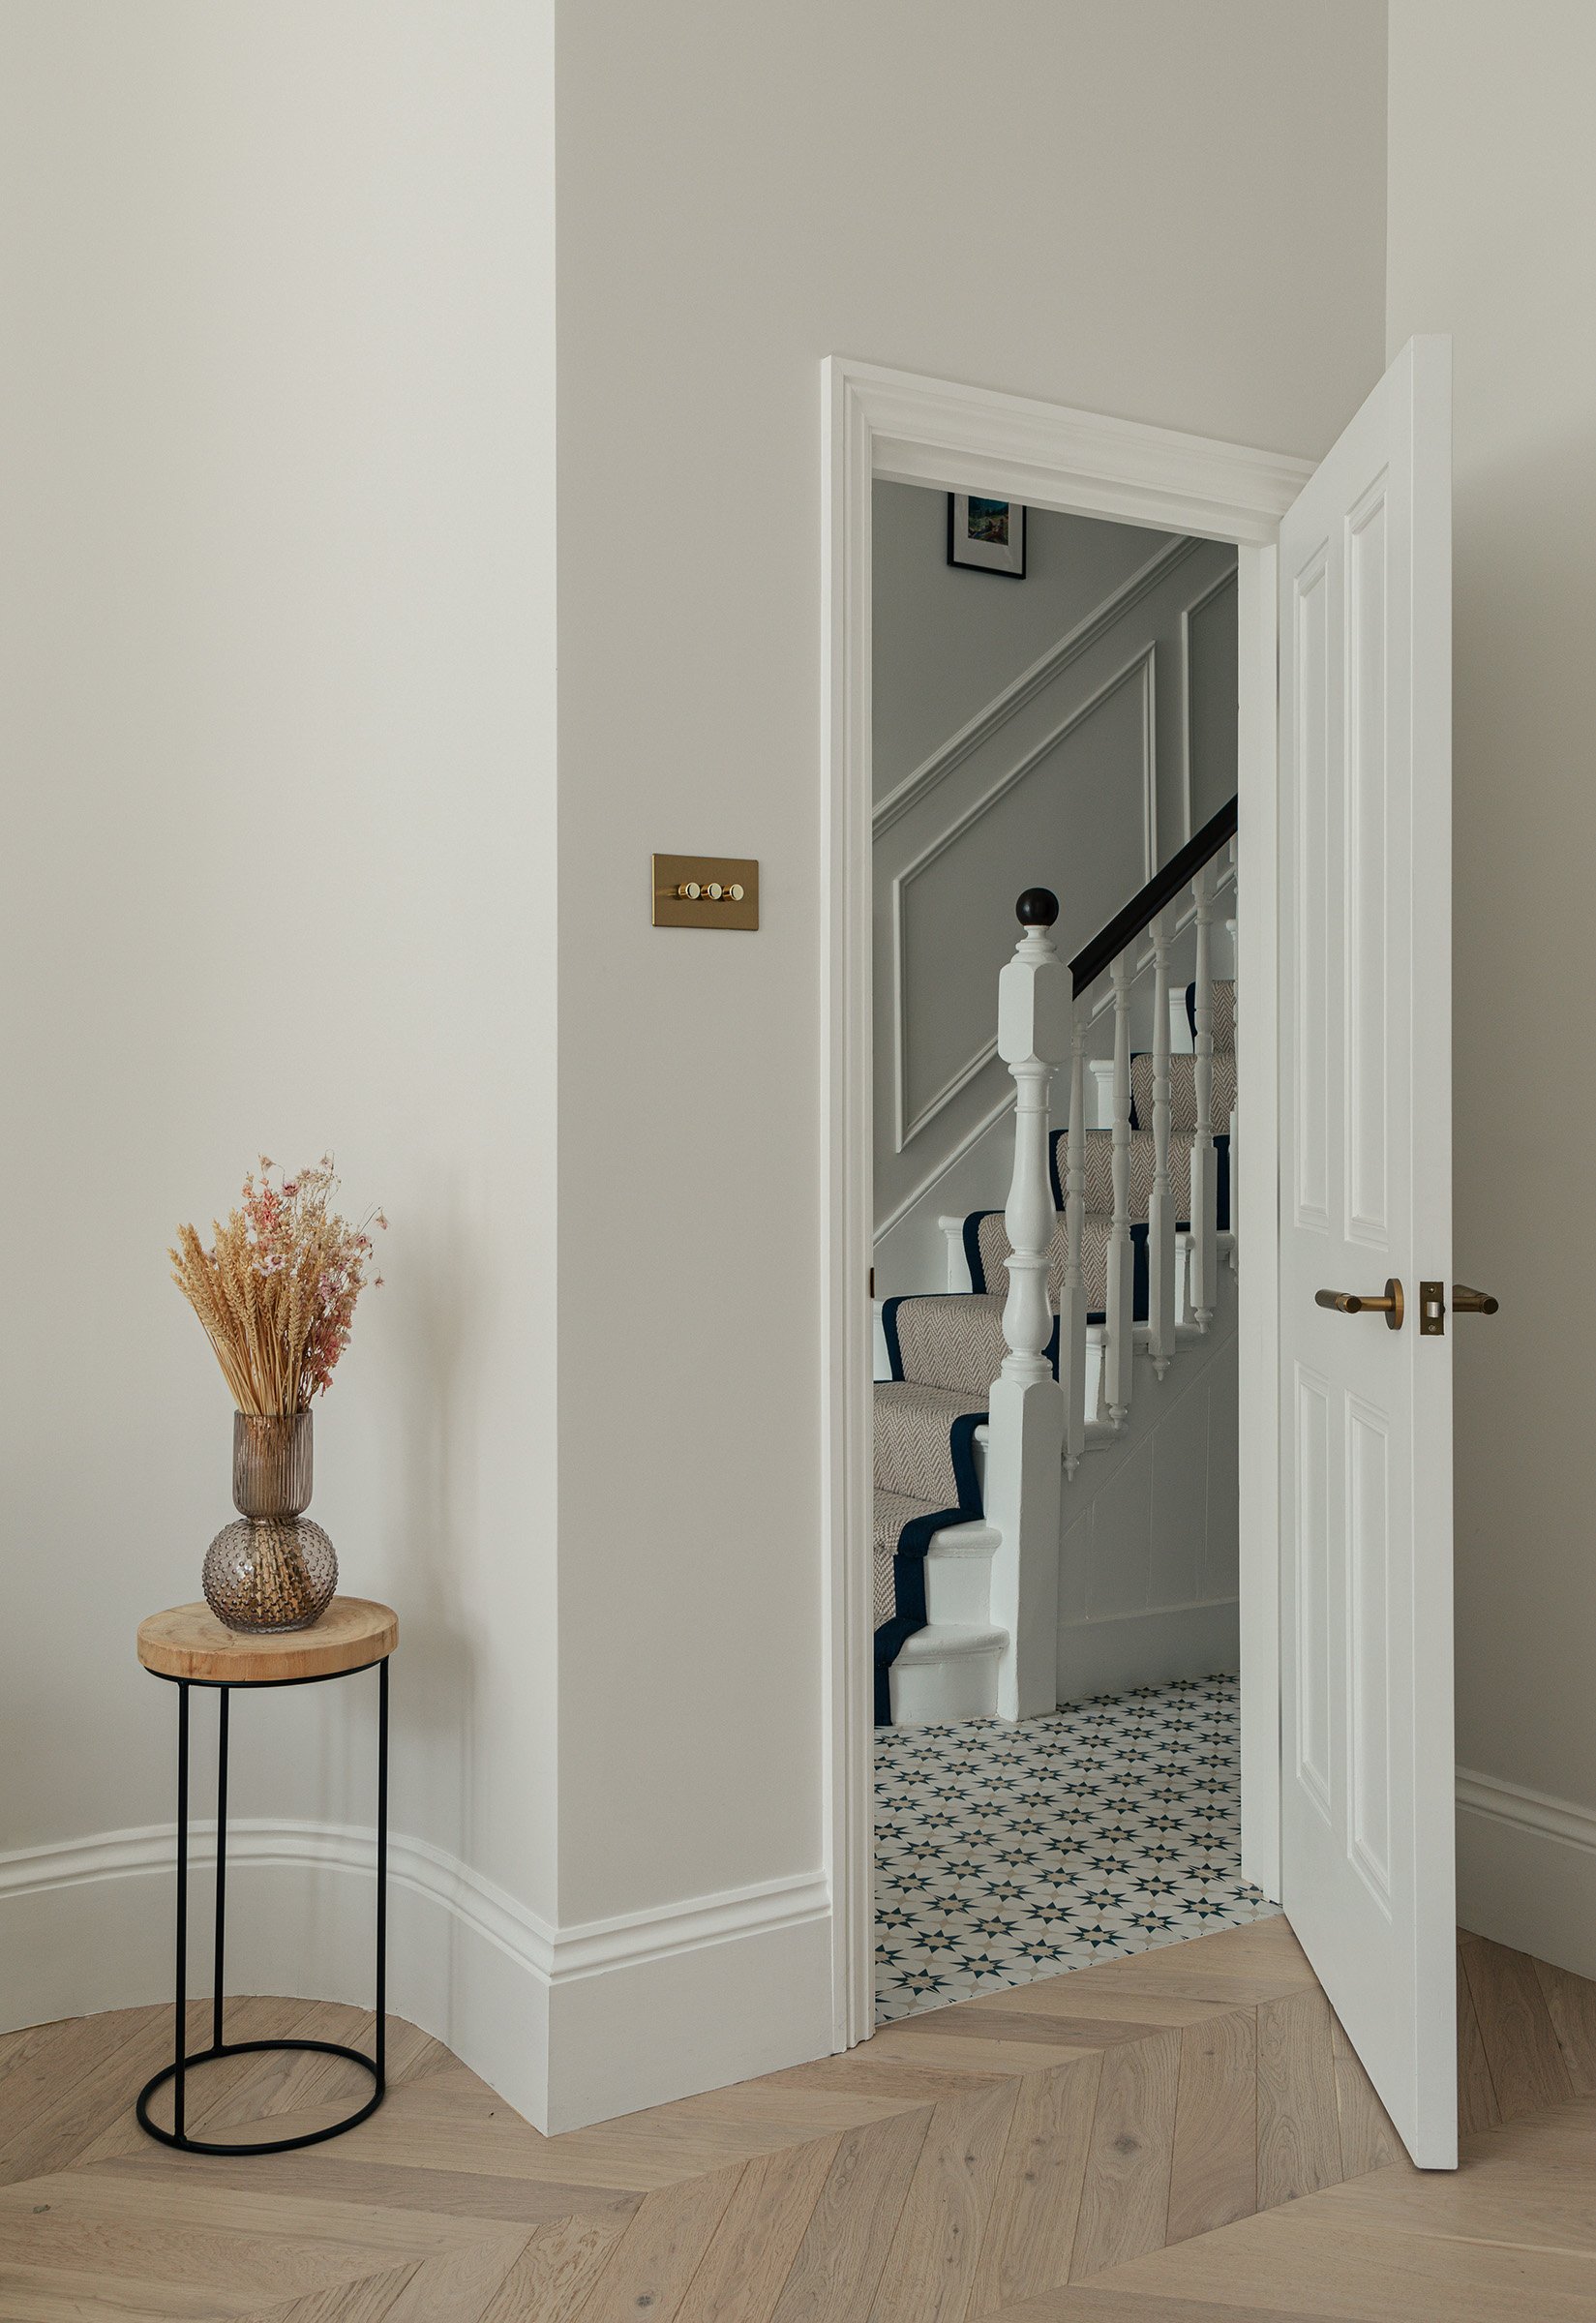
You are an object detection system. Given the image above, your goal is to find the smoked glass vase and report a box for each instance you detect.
[202,1410,337,1632]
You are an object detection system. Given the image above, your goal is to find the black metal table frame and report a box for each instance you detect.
[136,1655,389,2156]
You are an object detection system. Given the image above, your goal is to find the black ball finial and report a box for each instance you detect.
[1015,887,1059,928]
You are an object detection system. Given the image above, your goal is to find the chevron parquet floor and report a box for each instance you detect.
[1,1918,1594,2319]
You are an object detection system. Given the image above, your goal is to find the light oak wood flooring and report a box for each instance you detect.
[0,1919,1592,2319]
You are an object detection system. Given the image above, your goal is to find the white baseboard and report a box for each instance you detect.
[0,1822,832,2134]
[1456,1767,1596,1984]
[1057,1598,1241,1703]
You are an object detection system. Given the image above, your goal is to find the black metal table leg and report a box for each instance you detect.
[376,1655,388,2089]
[136,1656,390,2156]
[173,1681,189,2145]
[213,1685,229,2054]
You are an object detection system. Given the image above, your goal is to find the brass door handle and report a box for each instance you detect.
[1314,1278,1404,1331]
[1452,1284,1499,1314]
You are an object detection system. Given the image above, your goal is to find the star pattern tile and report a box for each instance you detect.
[873,1673,1279,2024]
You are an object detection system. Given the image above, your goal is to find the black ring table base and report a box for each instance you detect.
[136,2037,381,2156]
[137,1651,390,2157]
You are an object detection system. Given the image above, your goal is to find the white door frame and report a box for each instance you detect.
[821,356,1313,2047]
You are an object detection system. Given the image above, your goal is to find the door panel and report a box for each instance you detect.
[1278,336,1456,2168]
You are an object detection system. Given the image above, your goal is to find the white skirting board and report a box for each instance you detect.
[1058,1598,1241,1703]
[0,1824,833,2135]
[1456,1767,1596,1985]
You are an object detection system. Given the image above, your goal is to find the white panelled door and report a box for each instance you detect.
[1278,337,1457,2169]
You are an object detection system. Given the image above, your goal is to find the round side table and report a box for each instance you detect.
[135,1596,398,2156]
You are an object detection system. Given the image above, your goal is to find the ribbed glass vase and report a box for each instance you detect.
[203,1411,337,1632]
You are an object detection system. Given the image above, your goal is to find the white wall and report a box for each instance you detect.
[0,0,559,2119]
[552,0,1385,2116]
[1388,0,1596,1976]
[0,0,1389,2135]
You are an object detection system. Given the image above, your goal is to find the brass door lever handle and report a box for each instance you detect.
[1452,1284,1499,1314]
[1314,1278,1404,1330]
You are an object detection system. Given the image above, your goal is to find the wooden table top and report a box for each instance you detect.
[136,1597,397,1684]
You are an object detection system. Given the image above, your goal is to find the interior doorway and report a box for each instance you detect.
[821,358,1295,2059]
[867,480,1268,2021]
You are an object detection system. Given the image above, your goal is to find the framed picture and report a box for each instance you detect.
[947,494,1026,578]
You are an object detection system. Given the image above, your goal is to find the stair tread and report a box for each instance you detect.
[874,1379,986,1508]
[883,1290,1005,1397]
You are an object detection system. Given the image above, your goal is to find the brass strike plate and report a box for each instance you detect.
[1419,1281,1445,1336]
[651,854,759,930]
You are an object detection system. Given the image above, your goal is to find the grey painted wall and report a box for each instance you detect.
[873,487,1177,800]
[872,494,1238,1248]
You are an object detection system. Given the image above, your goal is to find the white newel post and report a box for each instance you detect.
[1059,1004,1088,1479]
[1103,945,1136,1425]
[1147,907,1176,1377]
[987,888,1069,1721]
[1189,859,1219,1327]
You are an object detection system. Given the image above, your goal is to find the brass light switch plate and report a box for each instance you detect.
[651,854,759,930]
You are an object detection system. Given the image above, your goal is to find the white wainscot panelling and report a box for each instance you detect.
[1055,1276,1239,1703]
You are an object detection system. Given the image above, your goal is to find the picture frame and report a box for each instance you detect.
[947,493,1026,578]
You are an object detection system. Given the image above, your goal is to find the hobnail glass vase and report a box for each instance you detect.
[202,1410,337,1632]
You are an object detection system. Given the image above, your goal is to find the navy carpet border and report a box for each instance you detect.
[873,1405,985,1725]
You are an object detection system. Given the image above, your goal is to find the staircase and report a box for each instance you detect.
[873,800,1238,1725]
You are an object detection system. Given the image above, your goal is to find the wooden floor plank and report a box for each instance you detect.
[1253,1989,1341,2208]
[674,2132,841,2323]
[769,2054,1008,2106]
[1164,2007,1256,2243]
[1079,2199,1596,2319]
[71,1997,326,2166]
[1456,1951,1502,2138]
[867,2075,1017,2323]
[0,2003,213,2190]
[240,2267,421,2323]
[920,2004,1198,2054]
[0,2256,276,2321]
[569,2162,745,2323]
[1532,1955,1596,2097]
[77,2147,640,2230]
[377,2230,531,2322]
[1067,2028,1181,2282]
[1461,1934,1574,2119]
[980,1983,1238,2033]
[768,2106,931,2323]
[474,2213,634,2323]
[860,2028,1098,2080]
[1328,2011,1406,2179]
[979,2291,1344,2323]
[967,2055,1101,2317]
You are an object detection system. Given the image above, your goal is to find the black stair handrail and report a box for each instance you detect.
[1067,795,1237,998]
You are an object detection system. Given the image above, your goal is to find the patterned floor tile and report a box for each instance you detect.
[873,1674,1279,2023]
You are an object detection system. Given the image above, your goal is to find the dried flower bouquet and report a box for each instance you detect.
[173,1160,385,1629]
[171,1158,385,1417]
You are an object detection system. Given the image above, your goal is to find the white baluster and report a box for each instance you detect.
[1059,1001,1088,1478]
[1147,907,1176,1377]
[986,889,1069,1720]
[1227,838,1239,1273]
[1189,859,1219,1327]
[1103,945,1136,1426]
